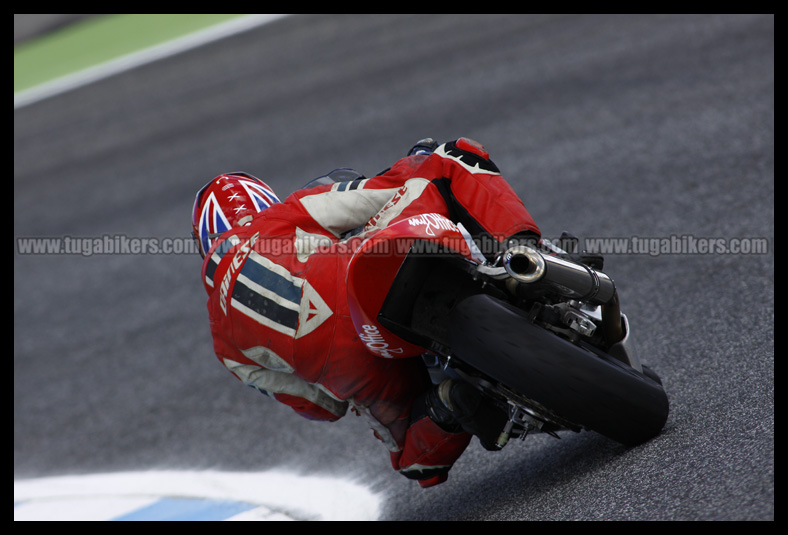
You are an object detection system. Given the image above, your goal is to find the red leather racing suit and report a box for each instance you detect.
[201,139,540,487]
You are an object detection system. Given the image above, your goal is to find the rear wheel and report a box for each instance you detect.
[449,294,669,446]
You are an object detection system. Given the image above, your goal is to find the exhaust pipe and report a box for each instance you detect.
[502,245,616,305]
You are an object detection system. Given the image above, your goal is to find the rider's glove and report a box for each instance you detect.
[553,231,604,270]
[562,251,604,271]
[407,138,439,156]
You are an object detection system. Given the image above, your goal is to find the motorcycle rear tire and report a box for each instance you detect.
[449,294,669,446]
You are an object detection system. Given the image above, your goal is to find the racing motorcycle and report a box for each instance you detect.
[345,211,669,449]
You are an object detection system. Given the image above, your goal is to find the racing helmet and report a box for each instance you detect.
[191,172,280,258]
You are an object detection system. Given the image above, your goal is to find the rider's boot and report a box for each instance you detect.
[424,379,507,451]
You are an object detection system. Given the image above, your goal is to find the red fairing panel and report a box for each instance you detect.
[346,215,477,359]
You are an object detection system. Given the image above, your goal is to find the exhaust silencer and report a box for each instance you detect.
[502,245,616,305]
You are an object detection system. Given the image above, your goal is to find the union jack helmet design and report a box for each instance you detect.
[191,172,280,258]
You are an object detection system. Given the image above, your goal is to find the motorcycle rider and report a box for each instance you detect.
[193,138,541,487]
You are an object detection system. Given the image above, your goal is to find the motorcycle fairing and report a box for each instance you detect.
[346,214,477,359]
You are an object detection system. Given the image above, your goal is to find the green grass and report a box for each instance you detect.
[14,14,247,94]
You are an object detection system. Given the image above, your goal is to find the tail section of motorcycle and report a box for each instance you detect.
[347,216,669,448]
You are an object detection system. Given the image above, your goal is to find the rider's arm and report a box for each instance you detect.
[428,138,541,255]
[289,138,540,257]
[290,156,430,238]
[290,180,397,238]
[354,138,542,261]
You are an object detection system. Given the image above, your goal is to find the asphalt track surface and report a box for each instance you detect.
[14,14,774,520]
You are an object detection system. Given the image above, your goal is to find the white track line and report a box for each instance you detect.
[14,14,292,109]
[14,469,381,521]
